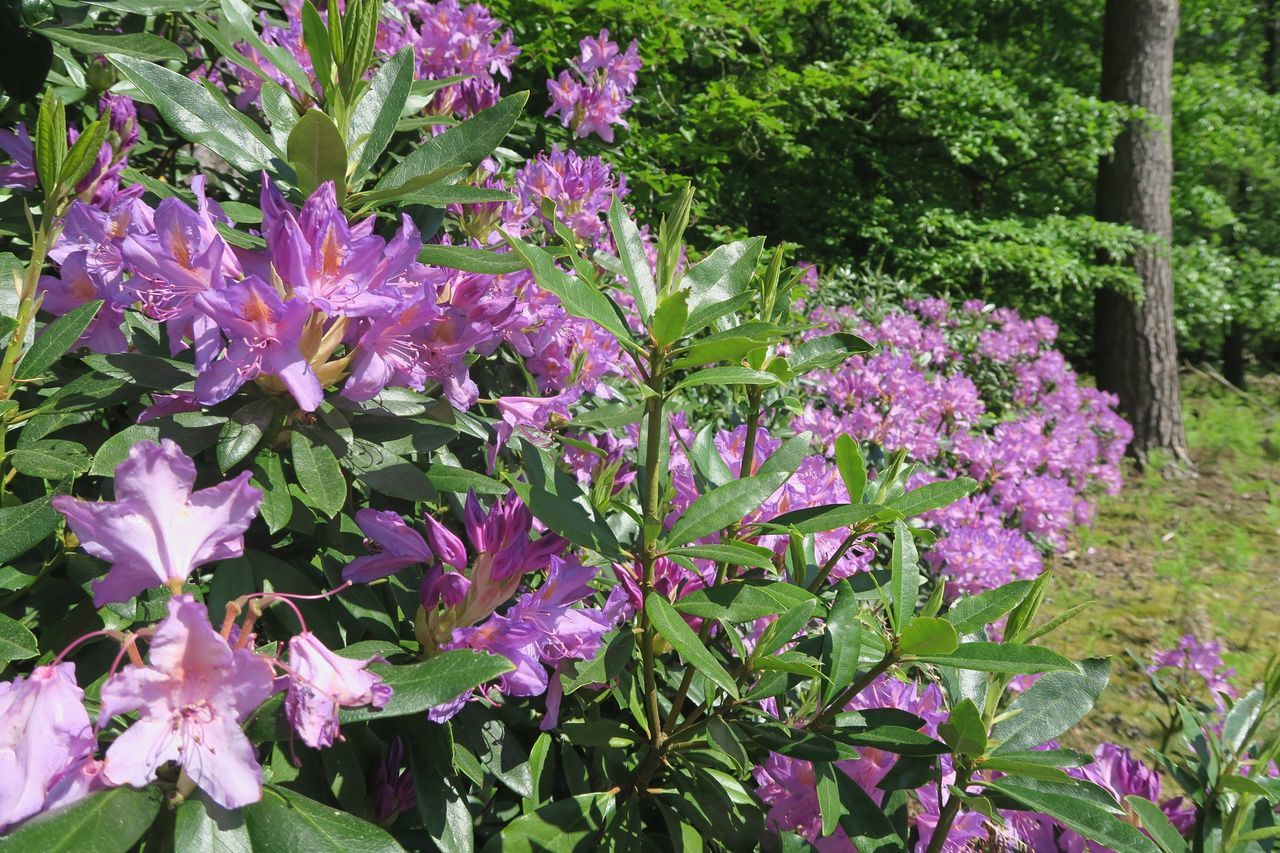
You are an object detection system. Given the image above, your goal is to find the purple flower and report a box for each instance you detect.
[491,393,570,465]
[284,632,392,749]
[342,296,443,402]
[53,439,263,605]
[1148,634,1237,704]
[344,509,436,584]
[36,254,129,354]
[0,124,36,191]
[99,596,276,809]
[194,276,324,411]
[545,30,640,142]
[0,663,95,832]
[369,738,415,826]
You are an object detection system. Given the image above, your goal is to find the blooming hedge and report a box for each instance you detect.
[0,1,1276,851]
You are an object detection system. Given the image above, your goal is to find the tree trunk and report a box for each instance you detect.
[1222,320,1247,388]
[1094,0,1190,467]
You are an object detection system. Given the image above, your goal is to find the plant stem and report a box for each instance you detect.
[924,768,970,853]
[810,649,898,728]
[637,348,667,748]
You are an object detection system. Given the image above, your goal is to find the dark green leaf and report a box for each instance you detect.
[82,353,195,388]
[665,542,776,570]
[377,92,526,193]
[671,365,780,393]
[912,642,1079,674]
[288,109,348,201]
[887,478,980,517]
[479,792,616,853]
[509,480,622,559]
[944,581,1034,634]
[217,398,277,472]
[760,502,896,535]
[675,580,816,622]
[1124,796,1189,853]
[787,332,874,373]
[417,244,527,274]
[0,496,59,562]
[0,613,39,662]
[897,617,959,656]
[646,592,738,698]
[682,237,765,332]
[992,658,1111,753]
[174,792,252,853]
[0,786,162,853]
[939,697,987,756]
[291,428,346,518]
[10,439,90,479]
[889,521,919,631]
[423,463,506,495]
[825,579,862,693]
[984,779,1157,853]
[834,435,867,504]
[671,321,785,369]
[242,786,404,853]
[350,50,413,180]
[40,28,183,61]
[16,300,102,380]
[608,196,656,321]
[340,650,513,723]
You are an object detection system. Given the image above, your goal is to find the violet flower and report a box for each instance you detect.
[53,439,263,605]
[284,632,392,749]
[99,595,276,809]
[0,124,36,191]
[0,663,95,832]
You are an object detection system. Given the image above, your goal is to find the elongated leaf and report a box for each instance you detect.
[217,398,277,472]
[40,29,183,61]
[608,196,656,321]
[174,793,253,853]
[0,613,38,662]
[753,600,817,660]
[787,332,874,373]
[418,245,526,274]
[0,496,59,563]
[424,463,506,495]
[510,480,622,559]
[10,439,90,479]
[825,580,862,692]
[888,478,979,517]
[834,435,866,504]
[991,658,1111,753]
[646,592,738,699]
[0,786,162,853]
[984,779,1157,853]
[340,650,513,723]
[108,55,279,174]
[939,697,987,756]
[242,786,404,853]
[15,300,102,380]
[672,321,785,368]
[502,234,635,349]
[913,642,1079,674]
[480,792,615,853]
[897,617,959,656]
[889,521,919,631]
[671,366,780,393]
[1124,796,1189,853]
[377,92,526,192]
[675,580,816,622]
[288,109,348,201]
[666,542,776,570]
[760,502,896,535]
[291,428,346,518]
[944,581,1034,634]
[682,237,765,332]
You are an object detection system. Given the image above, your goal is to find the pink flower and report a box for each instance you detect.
[99,596,276,809]
[0,663,95,831]
[53,439,263,605]
[284,633,391,749]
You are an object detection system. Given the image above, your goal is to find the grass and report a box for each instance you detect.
[1042,374,1280,751]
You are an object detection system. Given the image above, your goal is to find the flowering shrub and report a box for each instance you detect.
[0,1,1277,851]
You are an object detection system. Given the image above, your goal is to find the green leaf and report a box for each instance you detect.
[608,195,656,321]
[984,779,1158,853]
[344,440,433,501]
[1124,796,1189,853]
[502,234,635,350]
[90,424,160,475]
[787,332,874,373]
[509,480,622,560]
[753,599,817,660]
[480,792,616,853]
[15,300,103,380]
[108,55,279,174]
[59,117,109,190]
[671,365,780,393]
[424,463,506,495]
[83,353,196,388]
[671,321,786,368]
[664,433,809,546]
[665,542,776,570]
[288,109,348,202]
[939,697,987,756]
[889,522,919,631]
[242,786,404,853]
[417,244,527,274]
[825,580,862,693]
[887,478,980,516]
[10,439,90,479]
[174,792,253,853]
[348,47,412,179]
[1222,685,1264,752]
[674,580,816,622]
[652,288,689,345]
[646,592,739,699]
[977,758,1072,784]
[760,502,897,535]
[251,449,292,533]
[897,617,959,655]
[682,237,765,332]
[0,786,162,853]
[291,427,346,518]
[40,28,183,61]
[991,658,1111,753]
[912,642,1079,674]
[217,398,277,472]
[0,613,39,662]
[834,435,867,504]
[340,650,513,723]
[944,581,1034,634]
[35,89,64,198]
[376,92,526,193]
[0,496,59,563]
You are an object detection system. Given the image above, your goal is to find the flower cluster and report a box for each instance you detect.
[546,30,641,142]
[344,493,613,723]
[0,442,391,823]
[795,297,1132,596]
[1148,633,1238,706]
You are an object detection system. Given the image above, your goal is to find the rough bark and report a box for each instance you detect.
[1094,0,1190,467]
